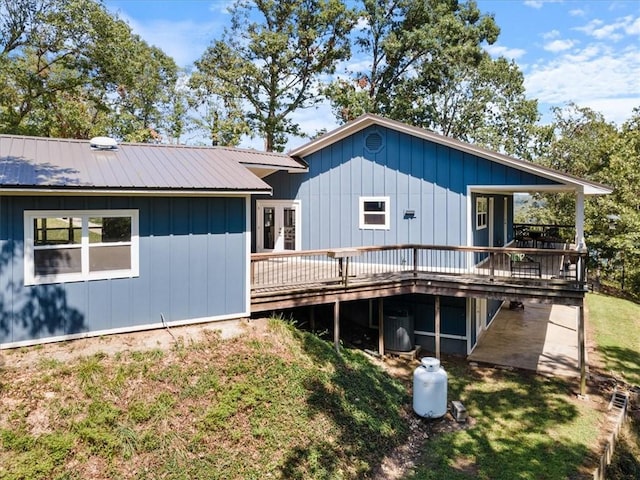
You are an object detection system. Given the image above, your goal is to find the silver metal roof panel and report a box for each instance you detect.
[0,135,279,193]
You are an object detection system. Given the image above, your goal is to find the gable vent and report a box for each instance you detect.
[365,131,384,153]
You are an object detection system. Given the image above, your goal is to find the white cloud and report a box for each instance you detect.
[542,30,560,40]
[626,16,640,35]
[575,16,639,41]
[569,8,586,17]
[524,0,564,9]
[485,44,526,60]
[524,44,640,125]
[579,97,640,125]
[208,1,234,14]
[563,44,600,62]
[543,39,575,52]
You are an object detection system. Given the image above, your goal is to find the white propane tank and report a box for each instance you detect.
[413,357,448,418]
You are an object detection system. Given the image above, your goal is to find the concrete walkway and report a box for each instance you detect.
[468,301,580,378]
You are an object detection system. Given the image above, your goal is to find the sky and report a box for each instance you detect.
[104,0,640,148]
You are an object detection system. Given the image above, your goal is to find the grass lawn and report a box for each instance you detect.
[405,361,602,480]
[587,292,640,386]
[586,292,640,479]
[0,318,607,479]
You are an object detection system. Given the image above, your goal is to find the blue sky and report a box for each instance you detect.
[105,0,640,148]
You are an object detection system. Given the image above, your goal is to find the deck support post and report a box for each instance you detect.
[575,190,586,249]
[578,304,586,395]
[378,298,384,357]
[334,300,340,353]
[309,305,315,332]
[435,296,441,359]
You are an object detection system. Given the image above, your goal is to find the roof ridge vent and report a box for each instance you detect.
[89,136,118,150]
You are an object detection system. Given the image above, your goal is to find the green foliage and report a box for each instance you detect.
[530,105,640,294]
[0,0,178,141]
[324,0,537,154]
[193,0,356,151]
[406,363,599,480]
[0,429,74,480]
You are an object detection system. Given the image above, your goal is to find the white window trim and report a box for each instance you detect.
[24,209,139,285]
[359,196,390,230]
[476,197,488,230]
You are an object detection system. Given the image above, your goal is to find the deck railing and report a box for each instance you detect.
[251,244,588,291]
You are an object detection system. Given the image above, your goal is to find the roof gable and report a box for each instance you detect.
[289,114,612,195]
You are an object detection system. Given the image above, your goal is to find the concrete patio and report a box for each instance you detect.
[469,301,580,378]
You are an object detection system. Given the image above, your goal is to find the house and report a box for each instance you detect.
[0,116,612,396]
[251,114,611,368]
[0,135,305,348]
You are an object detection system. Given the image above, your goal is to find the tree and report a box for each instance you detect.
[400,56,540,157]
[0,0,178,141]
[188,70,253,147]
[326,1,497,121]
[193,0,356,151]
[525,104,640,293]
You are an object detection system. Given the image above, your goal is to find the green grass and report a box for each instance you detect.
[0,320,408,479]
[0,316,612,479]
[405,361,600,480]
[587,292,640,478]
[587,292,640,386]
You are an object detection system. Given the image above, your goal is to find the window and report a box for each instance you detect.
[359,196,390,230]
[24,210,139,285]
[476,197,488,229]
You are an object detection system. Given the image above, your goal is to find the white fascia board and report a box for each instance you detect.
[0,188,271,197]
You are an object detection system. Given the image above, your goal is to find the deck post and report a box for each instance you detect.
[413,247,418,278]
[309,305,315,332]
[334,300,340,353]
[435,296,441,359]
[575,190,586,249]
[578,304,586,395]
[378,298,384,357]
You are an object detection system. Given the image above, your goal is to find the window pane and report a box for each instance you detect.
[89,217,132,243]
[364,213,386,225]
[34,248,82,275]
[364,201,386,213]
[263,207,274,250]
[283,208,296,250]
[34,217,81,246]
[89,245,131,272]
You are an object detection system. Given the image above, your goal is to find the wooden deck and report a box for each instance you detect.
[251,244,587,311]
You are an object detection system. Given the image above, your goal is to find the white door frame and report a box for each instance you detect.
[256,199,301,252]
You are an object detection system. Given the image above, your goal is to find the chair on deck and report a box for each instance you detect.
[514,226,532,247]
[540,226,561,249]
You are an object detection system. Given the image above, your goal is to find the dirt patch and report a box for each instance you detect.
[0,317,267,370]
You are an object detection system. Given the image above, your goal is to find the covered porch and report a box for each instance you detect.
[469,301,581,378]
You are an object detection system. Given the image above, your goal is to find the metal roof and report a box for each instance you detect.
[0,135,286,194]
[289,114,613,196]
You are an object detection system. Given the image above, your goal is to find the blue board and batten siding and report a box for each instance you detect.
[0,195,248,347]
[264,125,559,250]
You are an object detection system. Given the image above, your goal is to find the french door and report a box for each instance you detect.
[256,200,301,252]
